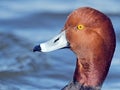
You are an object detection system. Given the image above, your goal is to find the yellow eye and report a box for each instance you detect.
[77,25,84,30]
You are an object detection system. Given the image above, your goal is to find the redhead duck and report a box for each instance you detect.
[33,7,116,90]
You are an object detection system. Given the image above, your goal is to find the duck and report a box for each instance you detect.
[33,7,116,90]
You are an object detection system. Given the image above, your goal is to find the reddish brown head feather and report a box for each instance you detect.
[64,7,116,88]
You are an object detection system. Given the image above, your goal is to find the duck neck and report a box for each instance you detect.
[73,57,109,89]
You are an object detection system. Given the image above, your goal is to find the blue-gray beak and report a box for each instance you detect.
[33,31,69,52]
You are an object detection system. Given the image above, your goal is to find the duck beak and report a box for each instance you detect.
[33,30,69,52]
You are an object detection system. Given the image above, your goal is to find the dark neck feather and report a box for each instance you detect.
[73,57,108,89]
[62,81,101,90]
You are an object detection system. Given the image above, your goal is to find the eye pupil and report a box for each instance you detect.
[77,25,84,30]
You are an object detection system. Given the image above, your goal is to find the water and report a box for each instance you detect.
[0,0,120,90]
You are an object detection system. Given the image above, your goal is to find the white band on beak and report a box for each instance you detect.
[40,30,68,52]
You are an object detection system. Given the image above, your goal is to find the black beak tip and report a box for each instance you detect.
[33,45,41,52]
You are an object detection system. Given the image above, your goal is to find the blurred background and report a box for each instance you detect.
[0,0,120,90]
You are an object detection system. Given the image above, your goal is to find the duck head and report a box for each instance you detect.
[33,7,116,89]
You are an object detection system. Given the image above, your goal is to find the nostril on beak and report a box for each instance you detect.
[54,37,60,43]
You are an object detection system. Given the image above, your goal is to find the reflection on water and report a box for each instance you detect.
[0,0,120,90]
